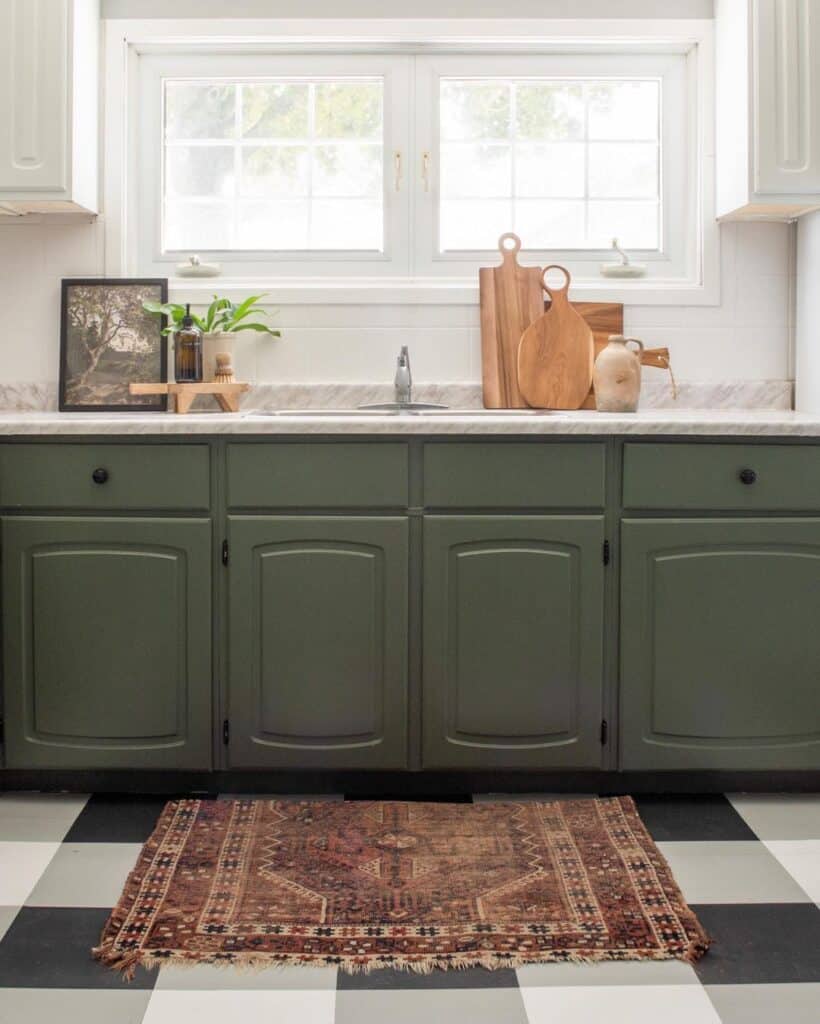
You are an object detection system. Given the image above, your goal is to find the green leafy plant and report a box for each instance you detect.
[142,294,280,337]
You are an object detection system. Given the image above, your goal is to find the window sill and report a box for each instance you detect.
[168,276,721,307]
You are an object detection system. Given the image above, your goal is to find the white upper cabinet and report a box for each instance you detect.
[0,0,99,215]
[716,0,820,220]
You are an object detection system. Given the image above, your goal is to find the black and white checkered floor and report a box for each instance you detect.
[0,792,818,1023]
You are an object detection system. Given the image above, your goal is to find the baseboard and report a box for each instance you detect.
[2,768,819,795]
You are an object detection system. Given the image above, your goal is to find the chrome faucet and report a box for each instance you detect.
[394,346,412,405]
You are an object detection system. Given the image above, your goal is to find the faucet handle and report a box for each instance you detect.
[397,345,410,366]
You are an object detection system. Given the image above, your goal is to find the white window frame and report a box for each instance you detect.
[414,53,688,282]
[104,18,717,305]
[136,53,412,277]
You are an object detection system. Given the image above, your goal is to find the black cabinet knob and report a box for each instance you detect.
[91,467,109,485]
[738,468,757,485]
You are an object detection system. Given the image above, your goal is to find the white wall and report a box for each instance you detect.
[0,217,793,391]
[795,211,820,413]
[102,1,714,20]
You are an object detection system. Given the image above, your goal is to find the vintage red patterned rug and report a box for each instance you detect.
[94,797,709,977]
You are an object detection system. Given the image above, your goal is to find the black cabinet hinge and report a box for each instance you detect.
[222,719,230,745]
[603,540,611,566]
[600,719,608,745]
[221,539,229,566]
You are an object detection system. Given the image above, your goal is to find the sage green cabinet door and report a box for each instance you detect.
[2,516,212,769]
[423,516,605,769]
[227,516,408,768]
[621,519,820,770]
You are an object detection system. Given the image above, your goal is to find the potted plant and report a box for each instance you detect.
[143,294,280,382]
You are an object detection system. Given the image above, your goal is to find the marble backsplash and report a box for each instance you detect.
[0,379,793,414]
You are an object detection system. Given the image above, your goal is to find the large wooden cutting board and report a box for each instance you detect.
[480,234,544,408]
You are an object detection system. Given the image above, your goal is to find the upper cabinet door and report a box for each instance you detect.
[2,516,212,769]
[0,0,98,212]
[621,518,820,770]
[0,0,68,193]
[755,0,820,197]
[716,0,820,218]
[227,516,408,769]
[423,516,606,770]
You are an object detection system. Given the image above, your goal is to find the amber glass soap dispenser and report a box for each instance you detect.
[174,304,203,383]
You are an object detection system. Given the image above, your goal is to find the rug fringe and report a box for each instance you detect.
[92,943,710,980]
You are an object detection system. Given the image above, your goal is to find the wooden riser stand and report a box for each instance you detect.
[130,382,250,414]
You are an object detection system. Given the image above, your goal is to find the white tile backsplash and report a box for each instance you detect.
[0,218,795,398]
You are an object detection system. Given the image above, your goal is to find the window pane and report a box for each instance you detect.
[162,77,384,253]
[241,147,309,198]
[440,199,512,250]
[241,83,308,138]
[515,200,586,248]
[438,77,661,252]
[237,201,309,249]
[516,84,584,140]
[440,82,510,140]
[311,199,382,249]
[314,83,382,139]
[587,200,659,248]
[313,144,382,197]
[165,201,233,249]
[440,144,511,198]
[588,142,658,198]
[165,146,234,198]
[515,143,585,198]
[165,83,235,140]
[587,82,659,140]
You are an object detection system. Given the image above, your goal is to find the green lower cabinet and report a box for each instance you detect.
[423,516,606,769]
[227,516,408,769]
[2,516,212,770]
[620,518,820,770]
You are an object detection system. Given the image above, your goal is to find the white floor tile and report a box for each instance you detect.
[763,840,820,903]
[728,794,820,840]
[705,983,820,1024]
[155,961,338,990]
[0,988,152,1024]
[25,843,143,908]
[519,984,722,1024]
[0,842,60,904]
[516,959,699,987]
[0,794,89,841]
[141,988,336,1024]
[657,841,811,903]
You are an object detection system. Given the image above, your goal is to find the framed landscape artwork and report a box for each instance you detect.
[60,279,168,412]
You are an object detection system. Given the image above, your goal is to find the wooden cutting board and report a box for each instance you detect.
[480,233,544,408]
[518,266,594,409]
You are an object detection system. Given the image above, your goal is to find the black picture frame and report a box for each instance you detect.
[59,278,169,412]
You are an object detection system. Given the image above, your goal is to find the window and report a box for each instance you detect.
[163,78,385,252]
[437,78,661,252]
[128,39,705,294]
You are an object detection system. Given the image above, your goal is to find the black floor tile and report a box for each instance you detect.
[0,907,157,990]
[338,965,518,990]
[62,794,174,843]
[633,795,758,841]
[692,903,820,985]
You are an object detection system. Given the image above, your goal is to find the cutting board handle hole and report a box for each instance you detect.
[542,264,571,297]
[498,232,522,254]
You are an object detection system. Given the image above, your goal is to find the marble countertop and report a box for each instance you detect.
[0,408,818,436]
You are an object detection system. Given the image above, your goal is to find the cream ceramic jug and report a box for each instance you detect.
[593,335,644,412]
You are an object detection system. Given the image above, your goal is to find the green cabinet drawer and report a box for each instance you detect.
[227,442,409,508]
[423,442,606,508]
[623,443,820,511]
[0,443,210,511]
